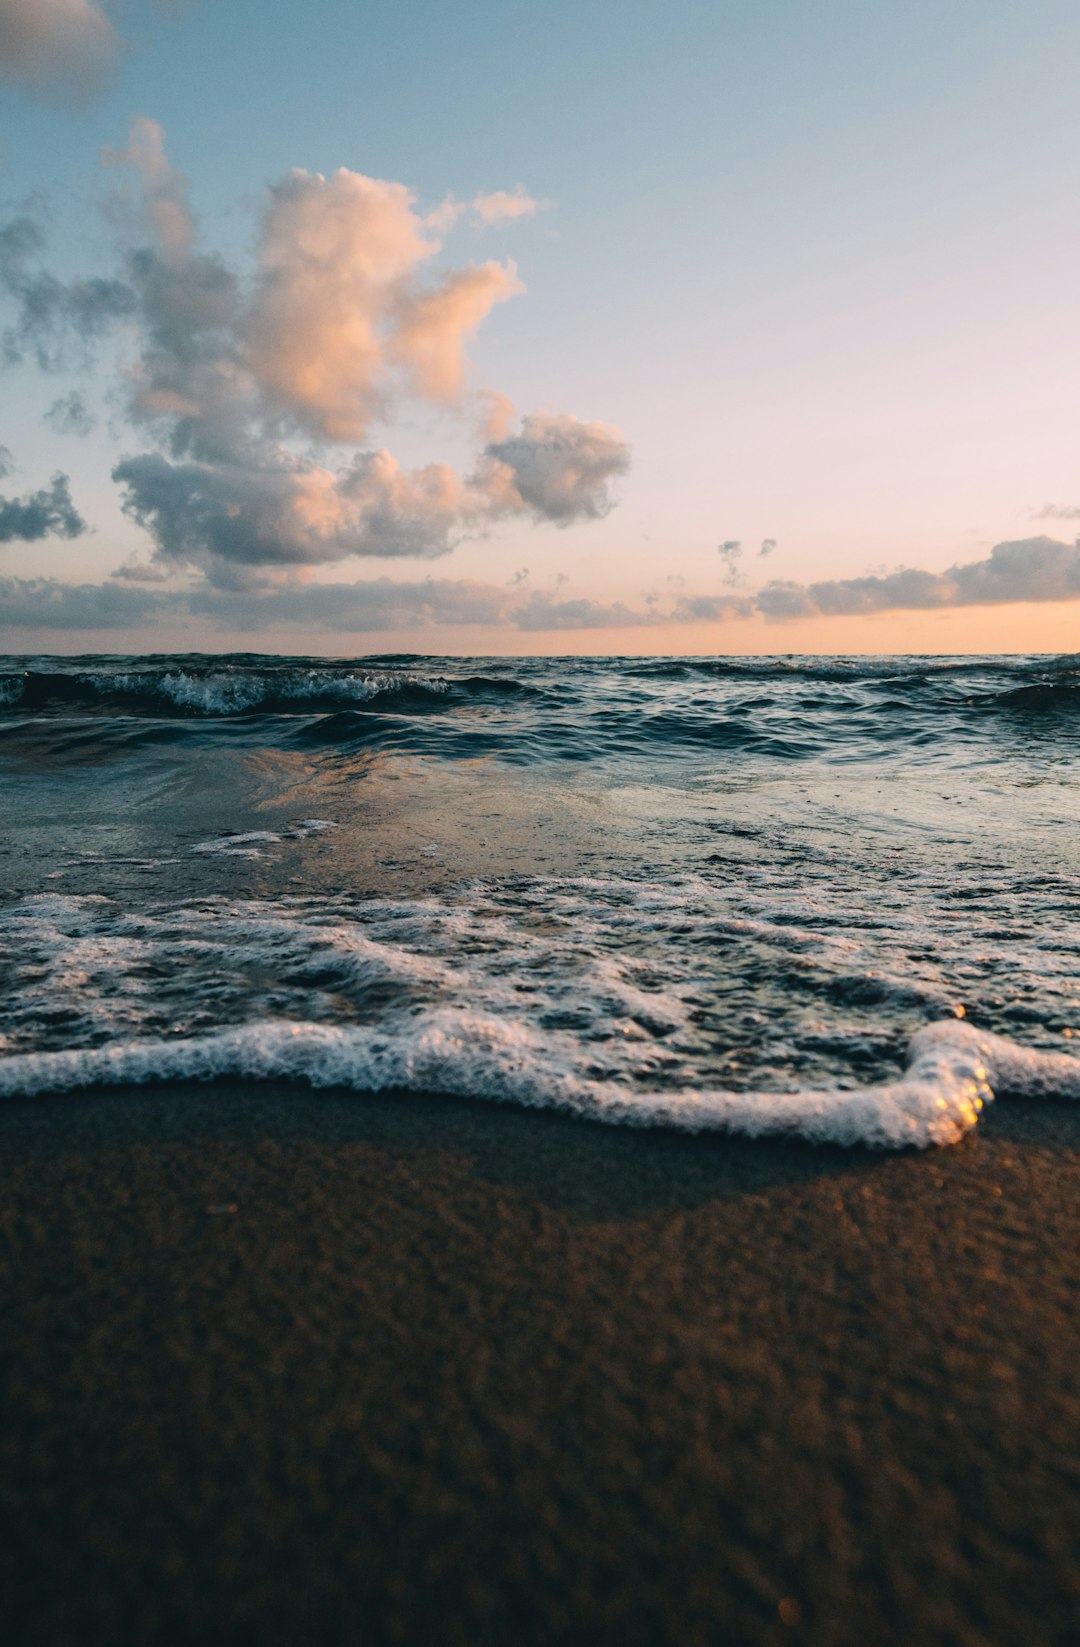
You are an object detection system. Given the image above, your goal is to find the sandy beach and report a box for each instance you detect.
[2,1084,1078,1646]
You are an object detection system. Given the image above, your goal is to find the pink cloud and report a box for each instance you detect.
[0,0,119,105]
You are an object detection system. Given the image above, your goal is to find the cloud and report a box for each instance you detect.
[113,415,631,583]
[759,537,777,558]
[390,260,523,403]
[102,116,195,267]
[112,448,500,574]
[0,0,120,106]
[470,189,544,226]
[0,443,12,479]
[481,414,631,524]
[245,165,498,442]
[0,575,167,627]
[44,389,95,435]
[513,591,654,631]
[0,572,692,636]
[756,537,1080,620]
[0,573,515,633]
[671,592,754,622]
[0,472,85,541]
[0,211,136,372]
[423,187,546,236]
[9,533,1080,639]
[3,121,628,581]
[188,576,514,632]
[1038,504,1080,521]
[717,539,742,587]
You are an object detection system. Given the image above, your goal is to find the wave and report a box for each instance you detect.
[2,871,1077,1146]
[1,652,1077,772]
[0,662,530,718]
[0,1015,1076,1149]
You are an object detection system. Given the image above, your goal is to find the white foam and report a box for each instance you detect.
[0,1015,1076,1149]
[190,831,283,858]
[146,669,450,714]
[1,873,1077,1148]
[189,820,339,858]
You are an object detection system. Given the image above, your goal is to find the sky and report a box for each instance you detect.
[1,0,1079,655]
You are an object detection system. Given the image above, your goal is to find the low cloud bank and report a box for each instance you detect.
[756,537,1080,619]
[6,535,1080,636]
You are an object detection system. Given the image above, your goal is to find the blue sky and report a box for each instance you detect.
[2,0,1080,652]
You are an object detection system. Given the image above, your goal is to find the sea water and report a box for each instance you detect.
[1,652,1078,1146]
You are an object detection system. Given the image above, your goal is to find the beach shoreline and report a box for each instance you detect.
[2,1082,1078,1645]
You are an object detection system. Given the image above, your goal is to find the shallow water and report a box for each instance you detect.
[1,652,1078,1145]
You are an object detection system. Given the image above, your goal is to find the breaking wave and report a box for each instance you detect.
[1,875,1077,1148]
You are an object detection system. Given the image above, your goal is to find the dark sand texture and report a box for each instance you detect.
[2,1083,1079,1647]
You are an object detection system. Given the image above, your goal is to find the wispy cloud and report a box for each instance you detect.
[44,389,95,436]
[717,539,742,586]
[423,187,548,236]
[0,210,135,372]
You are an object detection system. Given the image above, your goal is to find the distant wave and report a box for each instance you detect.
[0,662,531,717]
[0,652,1076,768]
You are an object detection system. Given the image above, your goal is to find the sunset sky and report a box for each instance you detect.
[1,0,1079,654]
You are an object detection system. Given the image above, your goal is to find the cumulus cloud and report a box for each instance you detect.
[113,414,631,583]
[0,472,85,541]
[244,167,526,441]
[244,168,428,442]
[44,389,95,435]
[0,0,120,106]
[481,414,630,524]
[1,121,628,583]
[112,448,498,571]
[390,260,523,403]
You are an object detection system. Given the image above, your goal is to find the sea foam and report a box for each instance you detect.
[0,1014,1076,1149]
[1,877,1078,1148]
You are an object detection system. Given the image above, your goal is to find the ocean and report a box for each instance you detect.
[1,651,1078,1147]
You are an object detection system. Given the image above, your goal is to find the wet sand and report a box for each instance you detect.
[1,1083,1079,1647]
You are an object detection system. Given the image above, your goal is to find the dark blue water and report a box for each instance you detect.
[1,653,1078,1144]
[2,652,1079,764]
